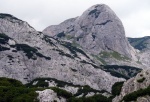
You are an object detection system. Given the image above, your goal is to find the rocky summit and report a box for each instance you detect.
[0,4,150,102]
[43,4,136,60]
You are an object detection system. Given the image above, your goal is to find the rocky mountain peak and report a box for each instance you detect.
[0,13,20,20]
[75,4,116,25]
[0,13,38,46]
[0,13,35,40]
[43,4,136,59]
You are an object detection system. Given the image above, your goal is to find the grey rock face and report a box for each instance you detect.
[36,89,66,102]
[43,4,136,59]
[139,50,150,68]
[43,17,77,37]
[113,69,150,102]
[0,13,124,92]
[0,13,35,36]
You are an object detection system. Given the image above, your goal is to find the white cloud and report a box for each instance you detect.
[122,9,150,37]
[0,0,150,37]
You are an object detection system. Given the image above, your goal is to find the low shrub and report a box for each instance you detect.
[137,77,145,83]
[68,94,111,102]
[122,85,150,102]
[50,87,72,98]
[0,77,24,87]
[111,81,124,96]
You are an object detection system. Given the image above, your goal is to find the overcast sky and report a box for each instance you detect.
[0,0,150,37]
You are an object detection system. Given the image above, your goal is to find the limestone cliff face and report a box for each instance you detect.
[139,50,150,68]
[113,69,150,102]
[0,13,124,92]
[43,4,136,59]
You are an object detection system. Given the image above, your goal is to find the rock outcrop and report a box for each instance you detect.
[113,69,150,102]
[43,4,136,59]
[139,50,150,67]
[36,89,66,102]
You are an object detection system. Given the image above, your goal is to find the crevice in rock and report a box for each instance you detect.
[88,9,101,18]
[96,20,113,26]
[92,34,96,41]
